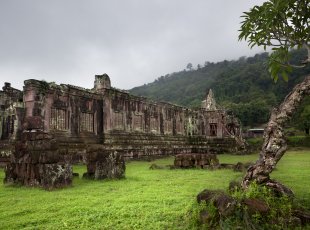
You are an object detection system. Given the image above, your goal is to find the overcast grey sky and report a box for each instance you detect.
[0,0,266,90]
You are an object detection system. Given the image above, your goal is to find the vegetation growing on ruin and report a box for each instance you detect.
[0,149,309,229]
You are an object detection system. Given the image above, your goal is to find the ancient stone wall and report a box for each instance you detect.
[23,80,104,140]
[0,83,24,164]
[103,88,187,136]
[0,83,24,141]
[1,74,244,162]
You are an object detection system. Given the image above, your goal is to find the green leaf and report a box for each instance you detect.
[282,71,289,82]
[273,74,279,83]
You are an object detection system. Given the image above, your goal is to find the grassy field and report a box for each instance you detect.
[0,149,309,229]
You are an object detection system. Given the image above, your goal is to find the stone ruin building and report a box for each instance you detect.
[0,83,24,165]
[0,74,244,189]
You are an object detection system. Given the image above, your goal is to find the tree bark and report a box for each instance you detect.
[242,76,310,191]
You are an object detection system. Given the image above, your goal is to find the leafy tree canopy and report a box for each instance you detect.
[186,63,193,70]
[239,0,310,81]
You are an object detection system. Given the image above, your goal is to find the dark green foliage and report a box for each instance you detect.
[245,136,310,150]
[199,182,297,229]
[130,49,310,127]
[290,96,310,135]
[287,136,310,148]
[186,63,193,71]
[223,101,270,127]
[247,138,264,151]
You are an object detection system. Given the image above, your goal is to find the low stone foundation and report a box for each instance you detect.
[174,153,219,169]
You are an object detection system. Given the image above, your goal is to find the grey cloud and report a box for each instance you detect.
[0,0,266,90]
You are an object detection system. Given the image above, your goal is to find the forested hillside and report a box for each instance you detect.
[130,49,310,128]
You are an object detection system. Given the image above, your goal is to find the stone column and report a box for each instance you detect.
[4,117,72,190]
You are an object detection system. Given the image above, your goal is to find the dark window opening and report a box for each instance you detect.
[210,123,217,136]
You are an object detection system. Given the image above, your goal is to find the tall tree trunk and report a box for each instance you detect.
[242,76,310,192]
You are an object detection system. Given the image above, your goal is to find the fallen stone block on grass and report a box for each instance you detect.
[174,153,219,169]
[83,147,125,180]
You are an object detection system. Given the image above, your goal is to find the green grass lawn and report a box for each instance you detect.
[0,149,309,229]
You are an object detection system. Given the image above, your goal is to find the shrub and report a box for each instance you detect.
[247,136,310,150]
[287,136,310,148]
[198,182,298,229]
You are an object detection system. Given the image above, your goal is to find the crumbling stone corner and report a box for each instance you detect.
[4,124,73,189]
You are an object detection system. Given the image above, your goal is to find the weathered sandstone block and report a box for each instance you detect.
[4,131,72,189]
[174,153,219,168]
[84,146,125,179]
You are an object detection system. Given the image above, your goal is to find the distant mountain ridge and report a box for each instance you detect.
[129,49,310,127]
